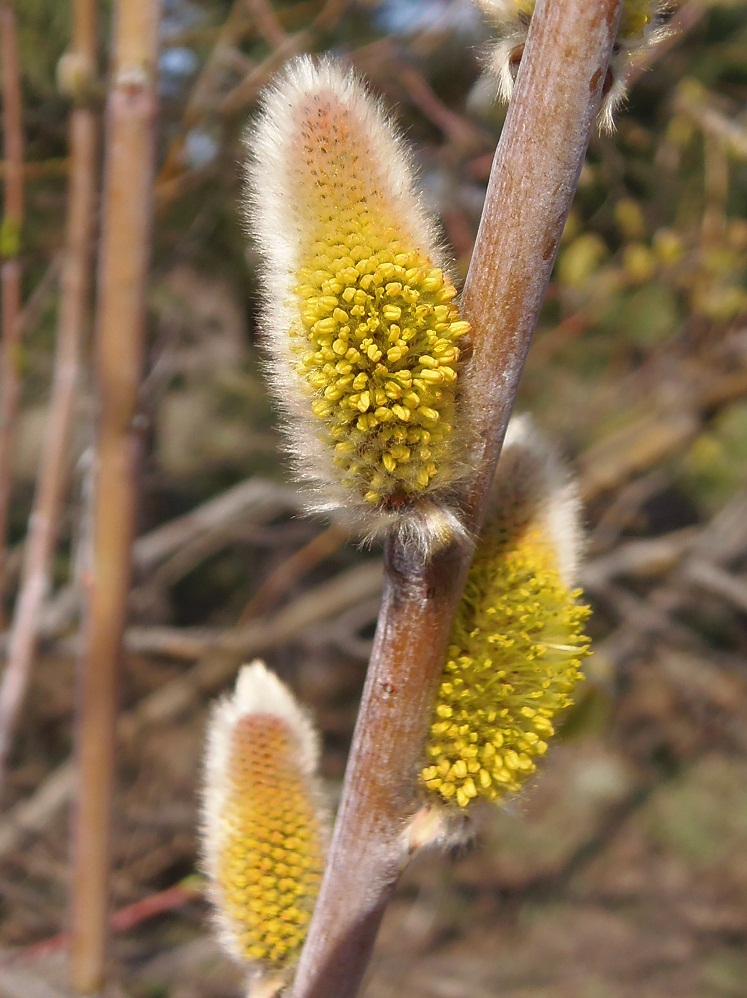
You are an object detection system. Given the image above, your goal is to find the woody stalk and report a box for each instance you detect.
[201,1,627,996]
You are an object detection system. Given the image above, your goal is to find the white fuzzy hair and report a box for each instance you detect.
[471,0,671,133]
[200,660,326,974]
[244,56,468,558]
[492,414,584,586]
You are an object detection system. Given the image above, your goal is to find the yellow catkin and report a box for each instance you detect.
[202,661,327,986]
[247,58,469,552]
[216,714,325,969]
[420,417,591,809]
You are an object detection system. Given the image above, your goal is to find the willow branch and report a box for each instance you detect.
[290,2,625,996]
[68,1,160,993]
[0,0,98,797]
[0,3,24,623]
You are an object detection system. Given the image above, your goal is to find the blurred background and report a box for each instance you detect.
[2,1,747,995]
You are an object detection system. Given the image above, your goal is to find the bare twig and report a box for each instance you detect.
[217,0,348,117]
[0,0,98,798]
[245,0,288,49]
[0,3,24,622]
[69,2,160,992]
[237,523,348,621]
[4,880,203,964]
[291,2,626,996]
[683,559,747,615]
[0,560,382,860]
[0,478,305,653]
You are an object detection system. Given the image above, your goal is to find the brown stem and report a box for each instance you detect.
[0,3,24,624]
[0,0,98,797]
[290,1,625,996]
[68,1,160,993]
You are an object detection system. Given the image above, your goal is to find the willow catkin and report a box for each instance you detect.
[421,417,591,810]
[201,661,328,992]
[245,57,470,557]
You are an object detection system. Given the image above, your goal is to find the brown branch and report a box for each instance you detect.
[68,1,160,993]
[0,4,24,623]
[290,2,626,996]
[217,0,348,118]
[8,881,203,965]
[0,0,98,797]
[245,0,288,49]
[0,157,68,180]
[237,523,348,622]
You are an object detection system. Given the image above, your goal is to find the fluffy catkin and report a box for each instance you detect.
[420,416,591,810]
[245,56,470,557]
[201,661,328,992]
[472,0,672,131]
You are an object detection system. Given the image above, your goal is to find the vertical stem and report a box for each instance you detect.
[0,0,98,796]
[69,2,160,993]
[0,3,24,622]
[291,2,624,996]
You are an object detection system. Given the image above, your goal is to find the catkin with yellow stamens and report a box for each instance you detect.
[246,57,470,557]
[201,661,328,991]
[420,416,591,810]
[471,0,672,132]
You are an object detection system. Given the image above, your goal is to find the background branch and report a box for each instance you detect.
[291,1,625,995]
[0,0,98,797]
[0,3,24,623]
[68,1,160,992]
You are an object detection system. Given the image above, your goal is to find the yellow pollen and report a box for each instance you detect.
[215,715,325,970]
[422,527,590,808]
[288,92,468,507]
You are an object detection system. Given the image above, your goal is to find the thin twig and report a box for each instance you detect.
[237,523,348,622]
[0,478,305,653]
[0,0,98,798]
[291,2,626,996]
[0,3,25,623]
[5,879,203,964]
[69,2,160,992]
[0,560,382,860]
[245,0,288,49]
[217,0,348,117]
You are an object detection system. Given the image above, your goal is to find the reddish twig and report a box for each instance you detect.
[217,0,348,118]
[290,2,626,996]
[69,2,160,993]
[0,0,98,797]
[245,0,288,49]
[6,880,203,965]
[0,3,24,624]
[237,523,349,622]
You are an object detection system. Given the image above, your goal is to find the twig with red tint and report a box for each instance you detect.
[0,0,99,797]
[7,880,204,965]
[237,523,349,623]
[217,0,348,118]
[69,1,160,993]
[0,4,24,625]
[291,2,626,996]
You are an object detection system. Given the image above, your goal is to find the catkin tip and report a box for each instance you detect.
[201,661,328,982]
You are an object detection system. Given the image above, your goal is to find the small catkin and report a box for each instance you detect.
[245,56,469,557]
[471,0,671,131]
[420,417,591,810]
[201,662,328,990]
